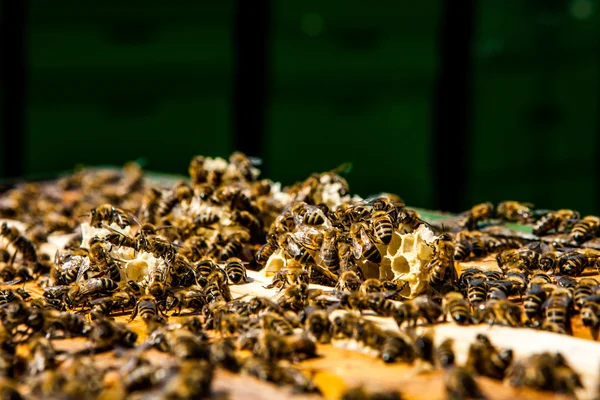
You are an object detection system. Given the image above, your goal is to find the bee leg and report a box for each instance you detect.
[9,250,17,266]
[128,303,140,322]
[591,325,599,341]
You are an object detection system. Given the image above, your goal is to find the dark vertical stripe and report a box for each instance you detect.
[0,0,28,178]
[232,0,270,170]
[431,0,475,212]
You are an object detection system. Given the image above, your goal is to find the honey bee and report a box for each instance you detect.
[89,204,130,228]
[160,360,214,399]
[497,247,540,270]
[570,215,600,243]
[341,387,403,400]
[435,338,455,369]
[393,295,442,327]
[335,270,363,292]
[396,208,425,233]
[267,267,308,290]
[66,278,119,307]
[476,299,522,327]
[88,316,137,349]
[279,233,316,266]
[523,284,547,326]
[467,279,487,306]
[319,230,340,272]
[458,202,494,230]
[278,283,309,312]
[454,240,471,262]
[574,278,599,310]
[427,233,456,289]
[261,312,295,336]
[291,202,326,226]
[496,201,533,222]
[380,332,415,364]
[466,334,512,380]
[508,352,582,395]
[538,250,561,272]
[233,210,263,238]
[556,251,593,276]
[242,356,283,385]
[0,223,37,264]
[189,156,207,185]
[225,257,249,284]
[505,268,527,297]
[256,240,278,266]
[210,338,240,372]
[443,292,471,325]
[350,223,381,264]
[304,309,331,344]
[581,294,600,339]
[532,209,580,236]
[370,210,394,245]
[543,288,573,335]
[157,182,193,217]
[445,366,486,400]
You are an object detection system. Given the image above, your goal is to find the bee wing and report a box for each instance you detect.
[285,237,301,257]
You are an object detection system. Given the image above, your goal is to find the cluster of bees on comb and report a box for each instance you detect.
[0,154,598,399]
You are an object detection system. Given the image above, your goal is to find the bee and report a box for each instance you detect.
[496,200,533,222]
[370,210,394,245]
[458,267,483,289]
[129,295,164,323]
[166,286,205,315]
[380,332,415,364]
[160,360,214,399]
[436,338,455,369]
[556,251,591,276]
[393,295,443,327]
[427,233,456,289]
[261,312,295,336]
[458,202,494,230]
[570,215,600,243]
[543,288,573,335]
[256,241,278,266]
[224,257,249,284]
[291,202,326,226]
[267,267,308,290]
[467,278,487,306]
[335,270,363,292]
[350,222,382,264]
[443,292,471,325]
[396,208,425,233]
[242,356,283,384]
[533,209,580,236]
[574,278,599,310]
[341,387,402,400]
[89,204,130,228]
[505,268,527,297]
[158,182,193,217]
[278,283,309,312]
[319,230,340,272]
[454,240,471,262]
[233,210,263,238]
[88,316,137,349]
[538,250,561,272]
[508,352,582,395]
[219,237,243,261]
[466,334,513,380]
[279,233,315,266]
[0,223,37,264]
[581,294,600,339]
[143,237,177,262]
[66,278,118,306]
[210,338,240,372]
[523,284,547,326]
[498,247,539,270]
[305,309,331,344]
[445,366,486,400]
[476,299,522,327]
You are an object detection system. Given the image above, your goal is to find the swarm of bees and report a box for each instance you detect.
[0,155,599,399]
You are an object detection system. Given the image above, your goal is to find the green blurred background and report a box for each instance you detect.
[1,0,599,214]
